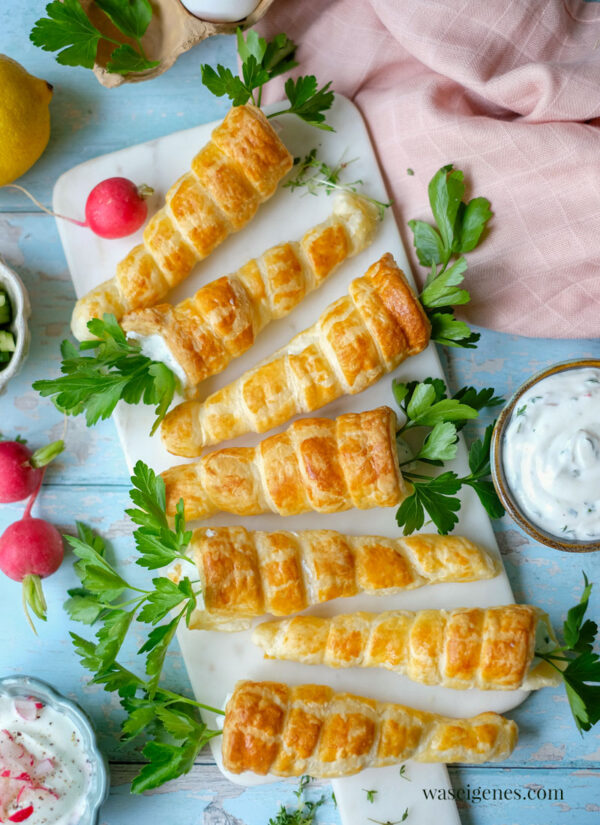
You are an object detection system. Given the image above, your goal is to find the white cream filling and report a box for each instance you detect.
[127,331,188,390]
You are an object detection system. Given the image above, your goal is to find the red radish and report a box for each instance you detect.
[14,699,42,723]
[0,461,64,632]
[3,178,153,239]
[0,439,64,504]
[85,177,153,239]
[9,805,34,822]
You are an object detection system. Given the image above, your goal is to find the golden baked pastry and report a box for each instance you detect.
[121,192,379,397]
[161,405,408,520]
[252,607,561,690]
[176,527,499,630]
[161,252,430,456]
[71,104,293,340]
[221,680,518,776]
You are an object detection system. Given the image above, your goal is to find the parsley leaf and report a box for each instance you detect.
[428,311,480,349]
[30,0,159,75]
[397,472,462,534]
[454,386,504,412]
[564,574,597,653]
[394,380,504,534]
[456,196,493,252]
[420,257,469,308]
[64,466,225,792]
[96,0,152,40]
[394,379,479,428]
[201,64,251,105]
[200,28,334,130]
[279,76,335,130]
[33,314,178,435]
[415,421,458,463]
[30,0,100,68]
[107,43,158,75]
[407,220,444,267]
[126,461,192,569]
[535,574,600,733]
[410,165,492,348]
[428,164,465,252]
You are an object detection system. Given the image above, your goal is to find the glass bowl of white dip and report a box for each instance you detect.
[491,359,600,552]
[0,675,109,824]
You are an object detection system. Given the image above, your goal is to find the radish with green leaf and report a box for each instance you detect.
[0,436,63,503]
[0,436,65,630]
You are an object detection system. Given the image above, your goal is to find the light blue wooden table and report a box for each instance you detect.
[0,5,599,824]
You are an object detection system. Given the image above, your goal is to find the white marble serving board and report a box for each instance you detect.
[54,96,523,823]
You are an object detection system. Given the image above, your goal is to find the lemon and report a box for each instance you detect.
[0,55,53,186]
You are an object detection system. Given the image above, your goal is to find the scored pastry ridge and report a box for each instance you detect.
[122,191,380,397]
[161,405,408,521]
[160,252,431,456]
[173,526,499,630]
[71,104,293,341]
[222,680,518,776]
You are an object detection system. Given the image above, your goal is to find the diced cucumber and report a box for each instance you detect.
[0,330,15,352]
[0,290,11,325]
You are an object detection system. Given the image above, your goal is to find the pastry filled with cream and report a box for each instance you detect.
[121,191,380,399]
[170,525,499,631]
[221,680,518,777]
[252,606,561,691]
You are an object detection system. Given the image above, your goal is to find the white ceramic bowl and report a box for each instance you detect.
[0,675,109,824]
[0,259,31,394]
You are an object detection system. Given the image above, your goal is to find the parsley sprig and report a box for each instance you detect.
[32,314,178,435]
[534,574,600,734]
[202,29,335,130]
[411,165,492,349]
[30,0,159,75]
[393,377,505,534]
[65,461,224,791]
[283,148,392,219]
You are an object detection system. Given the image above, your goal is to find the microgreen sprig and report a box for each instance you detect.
[269,776,325,825]
[201,29,335,130]
[368,814,408,825]
[534,574,600,734]
[30,0,159,75]
[32,314,178,436]
[284,148,392,219]
[393,377,505,535]
[65,461,224,791]
[410,165,492,349]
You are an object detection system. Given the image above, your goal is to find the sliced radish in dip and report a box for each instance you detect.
[0,695,91,824]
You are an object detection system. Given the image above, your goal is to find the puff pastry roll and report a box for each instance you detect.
[176,527,498,630]
[252,607,562,691]
[71,105,293,340]
[161,252,430,455]
[121,192,379,396]
[161,405,409,520]
[222,680,518,776]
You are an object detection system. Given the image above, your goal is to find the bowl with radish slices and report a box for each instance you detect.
[0,260,31,394]
[0,675,108,824]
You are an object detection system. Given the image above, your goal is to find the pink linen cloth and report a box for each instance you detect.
[258,0,600,338]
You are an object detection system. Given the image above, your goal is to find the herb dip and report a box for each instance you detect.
[0,694,90,824]
[502,367,600,541]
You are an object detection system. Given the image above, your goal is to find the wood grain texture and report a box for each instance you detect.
[0,7,599,823]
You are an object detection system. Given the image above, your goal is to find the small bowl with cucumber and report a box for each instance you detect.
[0,260,31,392]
